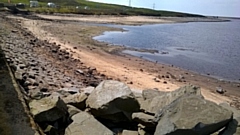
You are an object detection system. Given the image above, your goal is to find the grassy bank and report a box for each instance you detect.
[0,0,205,17]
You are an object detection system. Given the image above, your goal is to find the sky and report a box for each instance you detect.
[89,0,240,17]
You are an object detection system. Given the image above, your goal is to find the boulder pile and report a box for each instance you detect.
[28,80,238,135]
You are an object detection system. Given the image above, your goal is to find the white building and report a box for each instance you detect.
[30,1,38,7]
[47,2,56,8]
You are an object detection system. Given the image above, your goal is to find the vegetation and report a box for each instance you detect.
[0,0,205,17]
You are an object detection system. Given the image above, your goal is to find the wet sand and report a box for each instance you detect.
[5,14,240,108]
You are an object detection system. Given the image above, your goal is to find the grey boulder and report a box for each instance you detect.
[141,85,202,114]
[65,112,113,135]
[86,80,140,122]
[154,95,233,135]
[29,96,68,122]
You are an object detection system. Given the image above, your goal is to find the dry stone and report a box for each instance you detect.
[122,130,138,135]
[132,112,155,127]
[141,85,202,114]
[29,96,68,122]
[67,105,81,118]
[142,89,165,99]
[65,112,113,135]
[63,93,88,110]
[86,80,140,122]
[80,86,95,95]
[154,95,233,135]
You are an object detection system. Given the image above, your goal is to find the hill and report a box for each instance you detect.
[0,0,205,17]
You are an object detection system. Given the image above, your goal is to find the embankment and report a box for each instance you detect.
[0,47,36,135]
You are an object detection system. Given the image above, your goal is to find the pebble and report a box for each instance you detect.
[216,87,224,94]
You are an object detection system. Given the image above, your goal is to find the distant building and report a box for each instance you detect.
[16,3,25,9]
[47,2,56,8]
[30,1,38,7]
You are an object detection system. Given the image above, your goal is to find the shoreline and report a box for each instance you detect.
[4,13,240,107]
[120,49,240,83]
[37,14,230,25]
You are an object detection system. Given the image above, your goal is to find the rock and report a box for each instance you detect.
[65,112,113,135]
[220,103,240,118]
[154,78,160,82]
[26,78,38,86]
[14,69,23,81]
[86,80,140,122]
[80,86,95,95]
[18,64,26,69]
[142,89,165,100]
[154,95,233,135]
[11,30,18,33]
[130,89,143,99]
[132,112,155,127]
[75,69,84,75]
[29,96,68,122]
[58,87,80,94]
[63,93,88,110]
[218,118,240,135]
[43,125,58,135]
[31,91,51,100]
[122,130,138,135]
[141,85,202,114]
[138,124,152,135]
[216,87,224,94]
[218,103,240,135]
[67,105,81,118]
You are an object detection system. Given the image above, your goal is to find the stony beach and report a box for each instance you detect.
[0,12,240,135]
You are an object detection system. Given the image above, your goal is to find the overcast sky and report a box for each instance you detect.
[89,0,240,17]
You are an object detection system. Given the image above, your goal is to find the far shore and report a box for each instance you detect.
[36,14,229,25]
[5,13,240,108]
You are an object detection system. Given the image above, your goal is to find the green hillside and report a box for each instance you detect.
[0,0,205,17]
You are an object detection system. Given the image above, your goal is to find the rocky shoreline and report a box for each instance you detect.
[1,12,240,135]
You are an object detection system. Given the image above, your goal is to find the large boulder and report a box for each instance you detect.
[154,95,233,135]
[29,96,68,122]
[86,80,140,122]
[140,85,202,114]
[65,112,113,135]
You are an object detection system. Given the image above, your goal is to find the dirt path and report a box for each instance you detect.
[8,14,240,106]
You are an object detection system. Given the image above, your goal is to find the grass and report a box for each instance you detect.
[0,0,205,17]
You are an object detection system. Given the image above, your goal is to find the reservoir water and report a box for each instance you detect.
[93,20,240,81]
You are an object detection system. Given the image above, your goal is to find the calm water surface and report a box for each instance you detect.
[93,20,240,81]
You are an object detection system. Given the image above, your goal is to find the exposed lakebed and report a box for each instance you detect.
[93,20,240,82]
